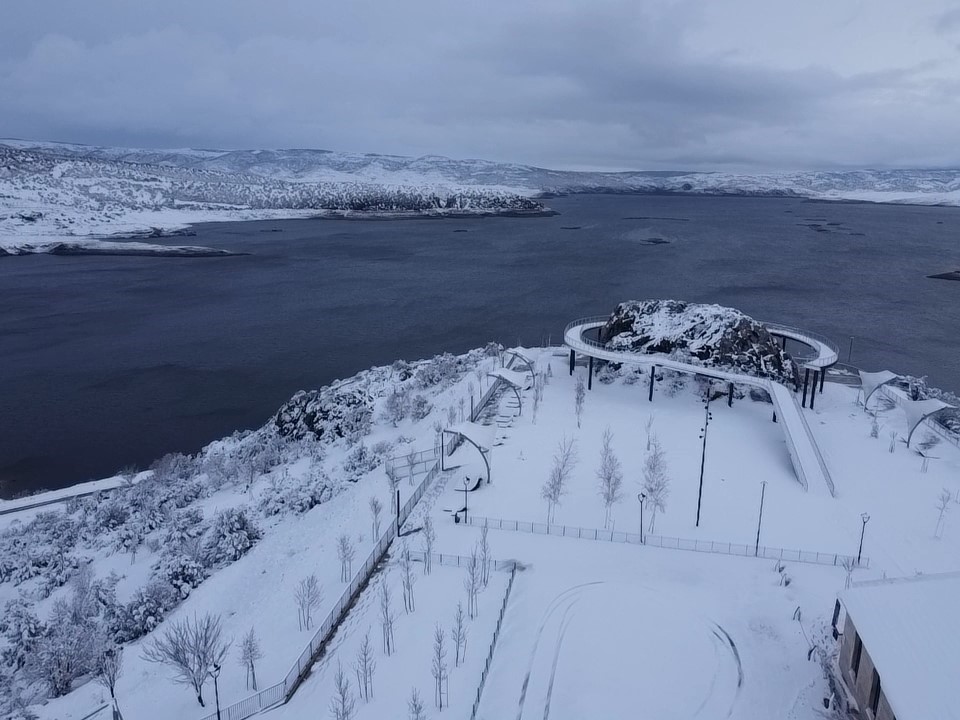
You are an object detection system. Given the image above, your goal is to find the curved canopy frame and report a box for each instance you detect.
[858,370,899,409]
[903,398,954,447]
[488,368,528,415]
[504,349,536,383]
[443,422,494,482]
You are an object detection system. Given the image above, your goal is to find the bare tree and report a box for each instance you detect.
[870,414,881,439]
[95,644,123,713]
[239,627,262,691]
[431,623,448,709]
[479,522,492,587]
[338,535,355,582]
[329,662,356,720]
[142,613,230,707]
[888,430,897,454]
[597,426,624,528]
[409,687,427,720]
[386,465,400,514]
[574,374,586,428]
[295,575,322,631]
[541,436,577,524]
[407,448,419,486]
[451,602,467,667]
[369,496,383,540]
[400,543,417,613]
[935,488,952,539]
[642,436,669,533]
[353,631,376,702]
[645,414,656,451]
[421,515,436,575]
[464,546,481,619]
[447,405,457,427]
[458,396,466,423]
[841,557,856,589]
[379,578,396,656]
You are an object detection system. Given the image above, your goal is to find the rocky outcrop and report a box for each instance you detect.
[599,299,797,385]
[274,384,374,443]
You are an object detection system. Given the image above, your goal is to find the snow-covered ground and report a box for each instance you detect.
[3,343,959,720]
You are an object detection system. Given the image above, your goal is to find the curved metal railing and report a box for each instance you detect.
[762,321,840,368]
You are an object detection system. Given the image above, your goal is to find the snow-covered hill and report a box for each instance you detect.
[0,143,546,255]
[3,138,960,255]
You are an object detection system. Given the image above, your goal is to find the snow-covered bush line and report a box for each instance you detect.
[0,346,489,712]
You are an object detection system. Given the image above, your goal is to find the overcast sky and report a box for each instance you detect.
[2,1,960,171]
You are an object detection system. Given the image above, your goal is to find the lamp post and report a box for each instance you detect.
[857,513,870,565]
[696,395,713,527]
[211,663,222,720]
[462,478,470,524]
[637,492,646,544]
[754,481,768,557]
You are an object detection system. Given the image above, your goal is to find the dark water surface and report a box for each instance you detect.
[2,195,959,495]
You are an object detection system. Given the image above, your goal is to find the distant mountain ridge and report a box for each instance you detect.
[3,138,960,256]
[5,138,960,202]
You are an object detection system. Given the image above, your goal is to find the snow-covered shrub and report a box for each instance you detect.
[94,500,130,532]
[391,360,414,381]
[204,508,262,565]
[415,353,460,389]
[0,600,45,670]
[410,394,432,420]
[595,362,621,384]
[111,581,178,643]
[343,443,381,480]
[259,468,335,517]
[382,387,412,426]
[156,551,209,599]
[163,508,206,546]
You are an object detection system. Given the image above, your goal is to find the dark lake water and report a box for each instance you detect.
[2,194,959,496]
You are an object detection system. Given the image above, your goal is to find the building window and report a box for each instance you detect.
[869,669,881,714]
[851,633,863,677]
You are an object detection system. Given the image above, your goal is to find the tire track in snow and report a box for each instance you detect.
[515,582,604,720]
[541,601,578,720]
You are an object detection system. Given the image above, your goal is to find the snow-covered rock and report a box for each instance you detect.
[599,299,797,385]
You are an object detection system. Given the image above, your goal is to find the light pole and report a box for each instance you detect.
[637,492,646,544]
[211,663,222,720]
[754,481,768,557]
[696,395,713,527]
[462,478,470,524]
[857,513,870,565]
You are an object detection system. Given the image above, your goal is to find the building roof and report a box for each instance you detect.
[841,573,960,720]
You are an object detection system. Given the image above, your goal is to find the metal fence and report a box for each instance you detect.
[200,364,511,720]
[470,563,518,720]
[465,515,869,569]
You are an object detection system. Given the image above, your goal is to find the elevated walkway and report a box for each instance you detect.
[564,317,836,497]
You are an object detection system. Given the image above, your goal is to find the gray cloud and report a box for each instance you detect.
[1,0,958,170]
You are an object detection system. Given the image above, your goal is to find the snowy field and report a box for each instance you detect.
[4,344,959,720]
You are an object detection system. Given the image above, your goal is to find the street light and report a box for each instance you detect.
[696,396,713,527]
[211,662,222,720]
[857,513,870,565]
[754,481,768,557]
[637,492,646,544]
[462,477,470,525]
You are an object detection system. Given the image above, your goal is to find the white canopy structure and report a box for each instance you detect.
[902,398,954,447]
[442,421,495,482]
[858,370,899,408]
[489,368,530,414]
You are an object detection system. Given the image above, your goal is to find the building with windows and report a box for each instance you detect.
[836,573,960,720]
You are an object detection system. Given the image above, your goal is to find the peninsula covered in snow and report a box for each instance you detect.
[3,139,960,256]
[1,301,958,720]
